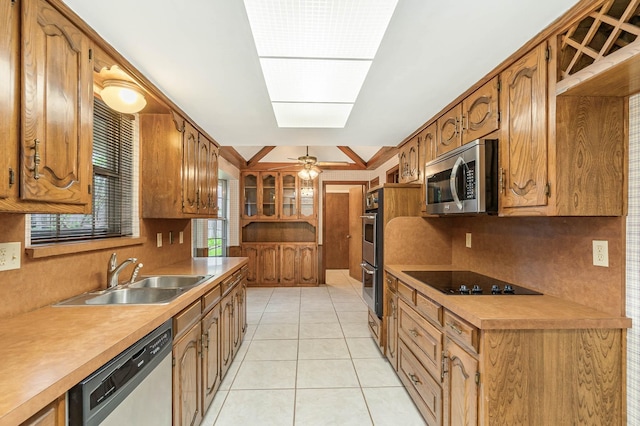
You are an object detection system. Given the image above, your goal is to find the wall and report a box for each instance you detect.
[447,215,625,316]
[0,214,192,318]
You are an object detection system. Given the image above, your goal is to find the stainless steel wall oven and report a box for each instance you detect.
[361,188,383,317]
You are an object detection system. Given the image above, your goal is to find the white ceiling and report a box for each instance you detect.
[64,0,579,163]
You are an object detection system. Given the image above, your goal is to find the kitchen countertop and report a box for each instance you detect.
[0,257,247,426]
[387,264,632,330]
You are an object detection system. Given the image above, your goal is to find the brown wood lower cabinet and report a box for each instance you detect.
[242,243,317,286]
[385,271,625,425]
[19,397,65,426]
[172,266,247,426]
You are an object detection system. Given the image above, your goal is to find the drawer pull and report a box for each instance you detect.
[407,372,421,385]
[447,321,463,335]
[409,328,420,338]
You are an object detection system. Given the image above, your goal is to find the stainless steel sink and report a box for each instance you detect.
[128,275,211,290]
[85,288,182,305]
[54,274,212,306]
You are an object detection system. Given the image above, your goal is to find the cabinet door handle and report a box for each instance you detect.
[407,372,421,385]
[461,114,468,131]
[30,139,41,180]
[446,321,463,335]
[409,328,419,338]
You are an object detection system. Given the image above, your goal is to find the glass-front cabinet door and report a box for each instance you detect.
[242,172,258,218]
[261,173,277,218]
[281,173,297,219]
[299,178,317,219]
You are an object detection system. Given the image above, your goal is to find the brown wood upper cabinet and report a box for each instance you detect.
[241,171,318,221]
[1,0,93,213]
[499,43,549,211]
[499,41,624,216]
[435,76,500,158]
[398,135,420,183]
[140,113,219,218]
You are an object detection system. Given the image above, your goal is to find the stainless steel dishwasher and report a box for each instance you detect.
[68,319,173,425]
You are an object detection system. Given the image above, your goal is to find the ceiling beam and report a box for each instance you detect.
[246,146,276,169]
[337,146,366,168]
[366,146,399,170]
[219,146,247,170]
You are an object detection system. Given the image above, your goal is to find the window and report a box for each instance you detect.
[192,179,227,257]
[30,98,134,243]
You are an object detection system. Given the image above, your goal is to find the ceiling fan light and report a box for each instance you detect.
[298,165,321,180]
[100,80,147,113]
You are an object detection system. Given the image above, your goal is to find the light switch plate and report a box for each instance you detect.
[179,232,184,244]
[0,242,21,271]
[156,233,163,248]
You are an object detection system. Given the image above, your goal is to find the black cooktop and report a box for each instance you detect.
[402,270,542,295]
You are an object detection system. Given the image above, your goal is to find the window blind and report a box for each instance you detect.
[30,98,134,243]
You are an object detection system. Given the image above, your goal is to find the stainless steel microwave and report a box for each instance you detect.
[425,139,498,215]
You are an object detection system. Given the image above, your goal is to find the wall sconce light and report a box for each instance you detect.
[298,165,321,180]
[100,80,147,113]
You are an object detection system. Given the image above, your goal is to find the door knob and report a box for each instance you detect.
[347,235,351,239]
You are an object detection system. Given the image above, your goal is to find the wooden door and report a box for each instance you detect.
[233,284,245,351]
[173,323,202,426]
[21,0,92,205]
[197,134,209,213]
[220,293,233,378]
[0,0,18,200]
[280,244,297,285]
[348,187,363,280]
[462,76,500,144]
[299,245,317,285]
[436,104,462,157]
[280,173,297,219]
[385,287,398,370]
[399,136,419,183]
[325,192,350,269]
[182,121,199,214]
[444,338,478,426]
[260,172,277,218]
[420,123,436,214]
[201,307,221,412]
[259,244,279,285]
[241,172,259,219]
[207,141,219,216]
[500,43,549,209]
[242,245,259,285]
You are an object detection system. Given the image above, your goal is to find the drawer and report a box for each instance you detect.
[174,300,201,339]
[385,273,397,292]
[443,311,478,353]
[220,274,236,295]
[397,280,416,304]
[398,340,442,426]
[398,299,442,379]
[416,291,442,326]
[368,309,381,343]
[202,284,222,313]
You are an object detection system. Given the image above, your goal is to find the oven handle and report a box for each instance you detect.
[449,156,465,210]
[360,215,376,220]
[360,262,376,275]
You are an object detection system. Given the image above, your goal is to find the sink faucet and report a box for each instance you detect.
[107,253,137,288]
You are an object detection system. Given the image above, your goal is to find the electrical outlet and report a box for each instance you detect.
[0,242,21,271]
[156,233,163,248]
[179,231,184,244]
[593,240,609,267]
[466,233,472,248]
[169,231,174,245]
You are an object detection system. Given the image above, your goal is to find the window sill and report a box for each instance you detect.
[26,237,147,259]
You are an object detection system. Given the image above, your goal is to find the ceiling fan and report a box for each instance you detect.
[287,146,351,180]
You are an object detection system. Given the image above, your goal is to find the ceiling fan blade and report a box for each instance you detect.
[316,161,351,166]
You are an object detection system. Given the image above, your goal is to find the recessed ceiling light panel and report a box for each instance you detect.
[260,58,371,103]
[244,0,399,59]
[272,102,353,128]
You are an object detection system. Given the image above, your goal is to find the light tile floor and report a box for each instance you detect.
[202,270,426,426]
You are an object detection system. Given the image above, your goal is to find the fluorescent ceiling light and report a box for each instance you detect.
[272,103,353,128]
[244,0,398,128]
[244,0,398,59]
[260,58,371,103]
